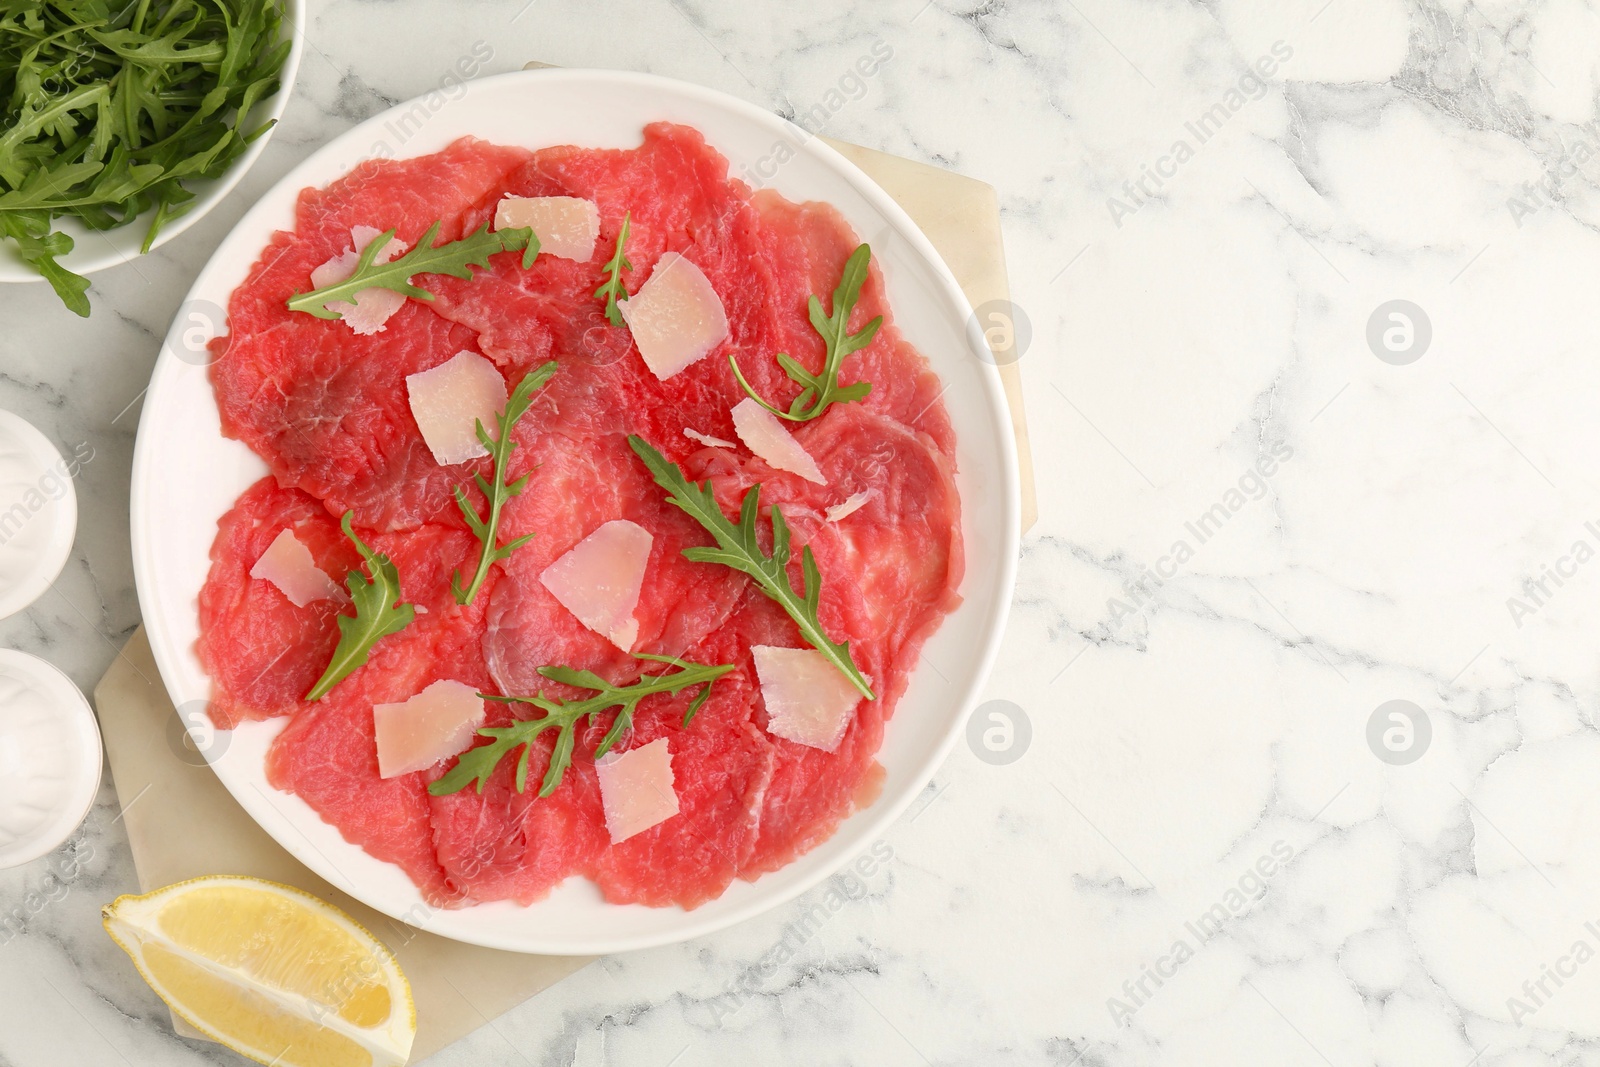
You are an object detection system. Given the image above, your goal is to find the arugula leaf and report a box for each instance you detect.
[429,653,735,797]
[593,210,632,327]
[0,84,110,174]
[305,512,416,702]
[627,435,875,699]
[729,243,881,422]
[1,214,90,317]
[451,361,560,605]
[87,29,228,66]
[0,0,291,314]
[286,221,539,319]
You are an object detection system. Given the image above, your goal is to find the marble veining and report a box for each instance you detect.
[7,0,1600,1063]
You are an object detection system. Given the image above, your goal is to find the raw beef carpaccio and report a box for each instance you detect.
[198,123,963,909]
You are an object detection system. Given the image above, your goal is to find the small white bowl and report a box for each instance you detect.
[0,650,103,870]
[0,0,304,283]
[0,410,78,621]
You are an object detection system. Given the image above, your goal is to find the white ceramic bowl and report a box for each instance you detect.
[0,650,103,869]
[0,410,79,621]
[0,0,304,283]
[131,68,1020,954]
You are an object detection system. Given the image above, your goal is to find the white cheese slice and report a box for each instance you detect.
[310,226,410,335]
[309,249,362,291]
[373,679,486,779]
[405,351,508,466]
[539,519,652,651]
[753,645,863,752]
[684,427,736,449]
[619,252,730,380]
[596,737,679,843]
[825,490,874,523]
[249,529,342,608]
[731,397,826,484]
[493,195,601,261]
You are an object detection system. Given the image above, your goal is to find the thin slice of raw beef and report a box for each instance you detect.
[264,522,493,907]
[667,405,962,878]
[748,191,956,457]
[698,593,890,880]
[584,671,776,909]
[484,432,747,695]
[197,478,360,728]
[210,138,530,530]
[427,719,609,906]
[265,675,463,908]
[428,124,809,451]
[785,405,965,668]
[294,138,531,246]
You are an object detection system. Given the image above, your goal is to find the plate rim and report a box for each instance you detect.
[130,65,1020,954]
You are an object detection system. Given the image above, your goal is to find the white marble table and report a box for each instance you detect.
[7,0,1600,1063]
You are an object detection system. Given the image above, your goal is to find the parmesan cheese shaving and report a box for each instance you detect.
[825,490,874,522]
[683,428,736,449]
[249,529,342,608]
[539,519,653,651]
[405,351,508,466]
[619,252,729,379]
[731,397,826,484]
[310,226,410,335]
[596,737,679,842]
[752,645,863,752]
[494,195,601,261]
[373,679,486,779]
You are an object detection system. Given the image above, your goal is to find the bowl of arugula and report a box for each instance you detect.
[0,0,302,316]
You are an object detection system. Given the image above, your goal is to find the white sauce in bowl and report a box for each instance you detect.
[0,650,102,869]
[0,410,80,621]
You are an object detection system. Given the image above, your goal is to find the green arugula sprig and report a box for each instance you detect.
[729,243,881,422]
[305,512,415,701]
[0,0,291,315]
[3,219,91,314]
[593,210,631,327]
[450,361,559,605]
[429,653,734,797]
[628,436,875,699]
[287,221,538,319]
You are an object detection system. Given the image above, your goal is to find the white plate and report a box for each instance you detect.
[131,68,1019,954]
[0,0,304,283]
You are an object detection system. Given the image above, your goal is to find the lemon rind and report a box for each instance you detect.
[102,874,416,1067]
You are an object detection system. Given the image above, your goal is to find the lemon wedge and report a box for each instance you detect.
[102,875,415,1067]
